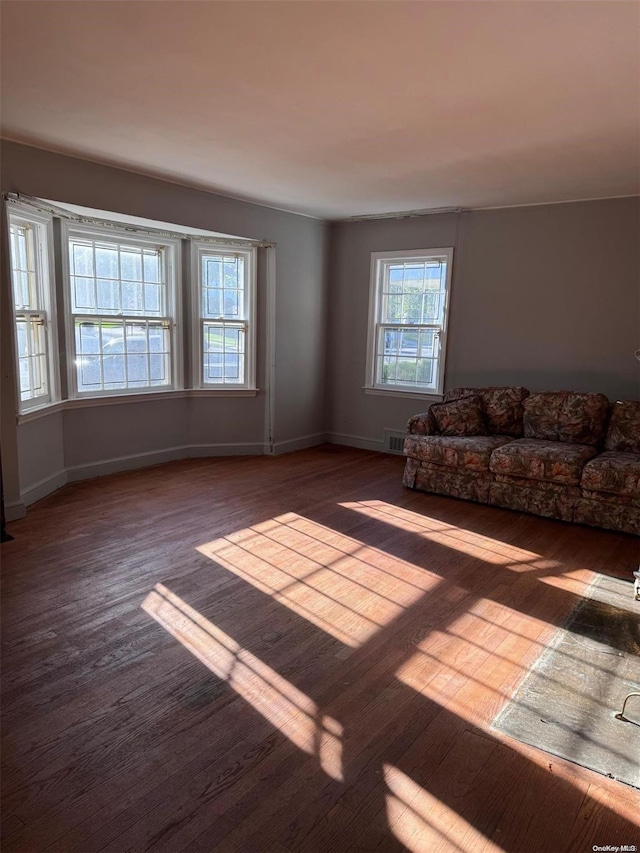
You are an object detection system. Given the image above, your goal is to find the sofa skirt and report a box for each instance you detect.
[488,477,578,523]
[403,459,493,504]
[574,494,640,536]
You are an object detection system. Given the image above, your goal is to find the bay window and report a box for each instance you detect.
[7,207,57,411]
[63,225,180,396]
[192,242,256,389]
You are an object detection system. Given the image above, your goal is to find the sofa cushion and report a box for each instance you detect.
[604,401,640,453]
[430,395,487,436]
[404,434,512,472]
[523,391,609,446]
[489,438,598,485]
[445,386,529,436]
[580,452,640,498]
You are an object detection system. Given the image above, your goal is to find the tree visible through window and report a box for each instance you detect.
[193,243,256,389]
[367,249,453,395]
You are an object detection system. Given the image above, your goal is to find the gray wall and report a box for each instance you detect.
[2,140,638,513]
[1,141,329,510]
[328,197,640,446]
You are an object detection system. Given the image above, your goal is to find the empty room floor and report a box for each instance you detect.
[2,446,639,852]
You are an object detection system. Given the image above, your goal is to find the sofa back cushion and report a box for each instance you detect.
[604,400,640,453]
[431,395,487,436]
[523,391,609,446]
[445,386,529,436]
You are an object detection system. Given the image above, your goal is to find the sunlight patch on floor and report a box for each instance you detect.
[142,583,343,781]
[196,513,441,647]
[384,764,499,853]
[340,500,553,572]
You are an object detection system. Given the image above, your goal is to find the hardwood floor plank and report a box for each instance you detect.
[2,447,638,853]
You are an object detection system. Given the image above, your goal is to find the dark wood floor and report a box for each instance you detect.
[2,446,639,852]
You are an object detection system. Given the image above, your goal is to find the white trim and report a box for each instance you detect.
[327,432,386,452]
[333,195,639,222]
[191,241,257,391]
[187,443,267,458]
[265,247,276,454]
[60,220,183,399]
[6,203,60,412]
[467,194,640,213]
[15,388,260,423]
[21,469,68,507]
[363,387,443,401]
[65,442,267,482]
[5,501,27,522]
[271,433,326,455]
[66,446,189,482]
[343,207,461,222]
[366,247,453,397]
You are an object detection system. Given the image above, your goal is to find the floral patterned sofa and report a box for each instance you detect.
[403,387,640,535]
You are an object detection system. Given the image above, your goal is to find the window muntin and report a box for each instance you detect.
[65,227,179,397]
[368,249,452,395]
[8,212,56,409]
[194,244,256,389]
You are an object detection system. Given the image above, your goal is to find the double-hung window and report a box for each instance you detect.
[8,208,57,411]
[64,225,180,397]
[192,242,256,389]
[366,248,453,396]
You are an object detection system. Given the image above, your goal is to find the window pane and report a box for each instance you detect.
[143,252,160,283]
[74,319,170,393]
[97,279,119,311]
[382,261,445,324]
[15,316,48,401]
[377,325,438,390]
[73,276,96,311]
[72,242,94,276]
[120,247,143,282]
[9,224,38,310]
[202,254,244,320]
[95,246,118,279]
[203,322,245,384]
[69,238,165,317]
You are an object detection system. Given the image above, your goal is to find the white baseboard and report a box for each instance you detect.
[271,433,327,456]
[21,470,68,508]
[188,442,267,458]
[5,500,27,521]
[66,446,188,483]
[15,437,332,513]
[327,432,386,452]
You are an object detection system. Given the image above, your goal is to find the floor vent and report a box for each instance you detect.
[384,430,406,455]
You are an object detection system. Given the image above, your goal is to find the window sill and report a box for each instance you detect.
[17,388,259,423]
[363,386,443,401]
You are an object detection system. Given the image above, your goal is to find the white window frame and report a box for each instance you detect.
[7,205,59,412]
[191,241,257,391]
[61,221,182,399]
[365,247,453,397]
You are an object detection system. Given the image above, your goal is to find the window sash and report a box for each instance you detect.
[8,209,56,410]
[375,324,441,391]
[15,311,49,403]
[367,248,452,396]
[202,320,247,386]
[64,224,180,398]
[193,243,256,390]
[73,317,173,395]
[10,223,40,311]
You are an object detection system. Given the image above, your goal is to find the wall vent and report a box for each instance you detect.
[384,430,407,455]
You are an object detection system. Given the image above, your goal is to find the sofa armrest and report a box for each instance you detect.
[407,408,438,436]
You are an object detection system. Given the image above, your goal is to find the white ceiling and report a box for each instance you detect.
[2,1,639,219]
